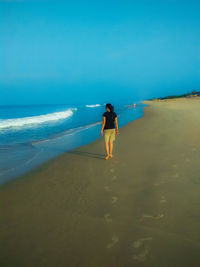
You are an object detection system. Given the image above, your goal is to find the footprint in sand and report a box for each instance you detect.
[141,214,164,220]
[132,247,149,262]
[110,168,115,173]
[111,196,118,204]
[132,237,152,249]
[104,213,112,223]
[185,158,190,162]
[192,148,197,152]
[172,164,177,168]
[132,237,152,262]
[112,175,117,181]
[104,186,110,192]
[106,234,119,249]
[160,196,167,204]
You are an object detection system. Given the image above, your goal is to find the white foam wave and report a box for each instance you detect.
[0,108,77,130]
[86,104,101,108]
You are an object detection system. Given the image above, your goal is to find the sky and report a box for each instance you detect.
[0,0,200,105]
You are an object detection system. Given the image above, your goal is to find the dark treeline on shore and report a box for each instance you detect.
[152,90,200,100]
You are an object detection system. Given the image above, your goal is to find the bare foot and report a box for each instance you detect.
[105,155,110,160]
[109,154,113,158]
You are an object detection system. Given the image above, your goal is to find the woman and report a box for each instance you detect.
[101,103,119,160]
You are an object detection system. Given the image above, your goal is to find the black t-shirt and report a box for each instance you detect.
[103,111,117,129]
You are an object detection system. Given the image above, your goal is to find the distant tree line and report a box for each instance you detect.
[152,90,200,100]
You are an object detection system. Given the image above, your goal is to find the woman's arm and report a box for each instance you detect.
[101,116,106,136]
[115,117,119,134]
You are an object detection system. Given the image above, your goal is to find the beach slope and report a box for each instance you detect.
[1,98,200,267]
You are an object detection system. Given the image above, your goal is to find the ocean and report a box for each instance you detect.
[0,102,146,184]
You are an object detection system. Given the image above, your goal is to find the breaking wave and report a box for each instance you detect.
[0,108,77,130]
[86,104,101,108]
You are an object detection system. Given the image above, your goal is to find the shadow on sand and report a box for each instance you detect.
[69,150,105,160]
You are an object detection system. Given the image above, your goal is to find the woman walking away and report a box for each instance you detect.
[101,103,119,160]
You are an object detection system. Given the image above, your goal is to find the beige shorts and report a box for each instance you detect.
[104,129,116,143]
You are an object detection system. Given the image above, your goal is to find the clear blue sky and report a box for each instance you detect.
[1,0,200,104]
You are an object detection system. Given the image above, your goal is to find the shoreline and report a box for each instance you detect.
[1,103,146,185]
[1,97,200,266]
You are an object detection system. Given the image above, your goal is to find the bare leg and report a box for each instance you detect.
[109,141,113,157]
[105,142,109,159]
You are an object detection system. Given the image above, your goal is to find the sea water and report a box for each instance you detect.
[0,103,146,184]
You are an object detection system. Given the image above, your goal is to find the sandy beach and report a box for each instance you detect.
[1,97,200,267]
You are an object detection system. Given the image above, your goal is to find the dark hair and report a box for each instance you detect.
[106,103,114,112]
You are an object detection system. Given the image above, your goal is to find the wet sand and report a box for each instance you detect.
[1,98,200,267]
